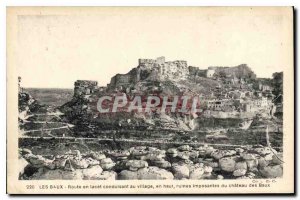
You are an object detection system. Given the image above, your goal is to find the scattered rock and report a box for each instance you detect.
[233,169,247,177]
[178,145,192,151]
[126,160,148,171]
[219,157,236,172]
[118,170,138,180]
[189,165,205,180]
[89,152,106,161]
[70,158,89,169]
[258,157,269,168]
[137,167,174,180]
[172,163,190,179]
[235,161,247,170]
[177,151,190,160]
[259,165,283,178]
[253,147,273,156]
[100,158,115,170]
[82,165,103,180]
[153,160,171,169]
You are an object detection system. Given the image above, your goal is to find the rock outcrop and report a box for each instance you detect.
[19,145,283,180]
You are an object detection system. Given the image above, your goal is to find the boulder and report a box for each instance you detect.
[148,147,158,152]
[264,153,274,161]
[189,165,205,180]
[118,170,138,180]
[82,165,103,180]
[96,171,117,180]
[210,150,224,160]
[204,166,213,173]
[52,158,68,169]
[203,146,215,156]
[89,152,106,161]
[134,146,147,151]
[258,157,269,168]
[30,168,83,180]
[240,153,258,160]
[189,150,199,160]
[70,158,89,169]
[100,158,115,170]
[253,147,275,156]
[126,160,148,171]
[177,145,192,151]
[177,151,190,160]
[233,169,247,177]
[153,160,171,169]
[205,161,219,168]
[137,167,174,180]
[235,161,247,170]
[109,150,130,158]
[26,154,54,168]
[235,148,244,154]
[246,159,258,170]
[145,152,165,161]
[211,150,236,160]
[259,165,283,178]
[85,157,100,166]
[167,148,178,154]
[247,172,256,179]
[217,175,224,179]
[271,154,283,165]
[114,160,128,172]
[131,149,148,159]
[172,163,190,179]
[219,157,236,172]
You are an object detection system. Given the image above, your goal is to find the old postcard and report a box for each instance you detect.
[7,7,294,194]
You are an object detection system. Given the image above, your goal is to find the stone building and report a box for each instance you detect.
[108,57,190,90]
[206,68,215,78]
[74,80,98,97]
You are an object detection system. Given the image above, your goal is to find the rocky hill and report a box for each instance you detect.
[58,57,282,141]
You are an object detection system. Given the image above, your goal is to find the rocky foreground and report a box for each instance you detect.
[19,144,283,180]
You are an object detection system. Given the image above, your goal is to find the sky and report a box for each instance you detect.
[16,7,292,88]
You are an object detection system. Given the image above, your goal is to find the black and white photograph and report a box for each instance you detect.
[6,6,294,194]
